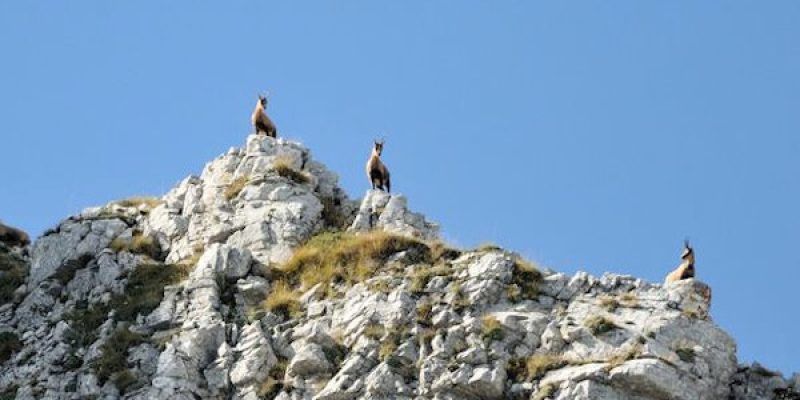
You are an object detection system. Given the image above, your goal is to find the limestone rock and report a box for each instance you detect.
[1,132,793,400]
[349,190,439,241]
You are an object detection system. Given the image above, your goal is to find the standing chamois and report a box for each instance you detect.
[366,139,391,193]
[251,93,277,138]
[664,240,695,284]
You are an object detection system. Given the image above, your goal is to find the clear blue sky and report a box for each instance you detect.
[1,2,797,374]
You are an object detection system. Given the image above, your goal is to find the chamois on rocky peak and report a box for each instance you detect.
[366,139,391,193]
[251,93,277,138]
[664,240,696,284]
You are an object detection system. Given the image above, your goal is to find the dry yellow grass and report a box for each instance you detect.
[606,343,643,370]
[273,156,310,184]
[110,232,161,259]
[482,315,504,342]
[115,196,163,209]
[598,295,620,311]
[532,383,556,400]
[511,257,542,299]
[224,176,250,200]
[264,280,302,318]
[526,353,567,380]
[362,323,385,340]
[280,231,430,291]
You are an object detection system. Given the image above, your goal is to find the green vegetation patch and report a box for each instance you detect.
[94,326,144,393]
[52,254,94,286]
[584,315,618,336]
[676,347,696,363]
[0,245,28,304]
[410,265,451,294]
[0,385,18,400]
[257,357,289,399]
[64,304,110,348]
[111,262,192,321]
[319,196,351,231]
[66,262,193,348]
[511,257,542,300]
[0,332,22,364]
[481,315,504,343]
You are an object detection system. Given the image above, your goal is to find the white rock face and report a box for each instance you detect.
[0,133,796,400]
[349,190,439,241]
[29,218,128,285]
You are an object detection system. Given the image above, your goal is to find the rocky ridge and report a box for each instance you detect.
[0,134,797,400]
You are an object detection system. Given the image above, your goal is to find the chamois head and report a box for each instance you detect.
[372,139,384,156]
[257,92,270,108]
[681,240,695,264]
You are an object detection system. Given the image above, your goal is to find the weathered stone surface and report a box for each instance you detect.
[1,133,793,400]
[349,190,439,241]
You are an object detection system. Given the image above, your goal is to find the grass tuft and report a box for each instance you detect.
[675,346,696,363]
[416,301,433,326]
[273,157,310,184]
[532,383,557,400]
[362,323,385,340]
[379,340,397,362]
[481,315,504,343]
[93,326,144,390]
[114,197,162,210]
[65,262,192,348]
[0,332,22,364]
[511,257,542,300]
[112,262,192,321]
[264,280,302,319]
[110,232,162,260]
[526,353,567,380]
[52,254,93,285]
[598,295,620,312]
[584,315,618,336]
[409,265,451,294]
[606,343,643,370]
[225,176,250,200]
[477,243,502,252]
[257,358,288,398]
[280,231,432,293]
[0,245,28,304]
[320,196,351,231]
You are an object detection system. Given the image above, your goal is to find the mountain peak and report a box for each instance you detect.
[0,134,796,400]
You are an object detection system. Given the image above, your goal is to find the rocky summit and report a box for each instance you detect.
[0,134,797,400]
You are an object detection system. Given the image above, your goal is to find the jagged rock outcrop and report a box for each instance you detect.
[0,134,796,400]
[349,190,438,241]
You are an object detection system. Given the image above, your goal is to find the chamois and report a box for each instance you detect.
[664,240,695,285]
[0,222,30,247]
[251,94,277,138]
[365,139,391,193]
